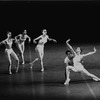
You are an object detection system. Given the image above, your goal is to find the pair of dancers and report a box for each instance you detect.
[0,30,31,74]
[64,39,100,85]
[0,29,57,74]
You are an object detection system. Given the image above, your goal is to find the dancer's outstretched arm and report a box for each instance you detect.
[33,35,42,43]
[0,39,6,45]
[48,36,57,43]
[12,38,15,41]
[66,39,76,55]
[82,47,96,57]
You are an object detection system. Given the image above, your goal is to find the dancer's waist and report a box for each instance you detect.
[38,42,44,45]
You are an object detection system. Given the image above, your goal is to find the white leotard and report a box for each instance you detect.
[73,55,84,71]
[5,38,13,49]
[16,34,27,45]
[4,38,14,54]
[38,35,48,45]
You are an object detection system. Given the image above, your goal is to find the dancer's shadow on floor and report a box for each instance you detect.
[70,79,95,84]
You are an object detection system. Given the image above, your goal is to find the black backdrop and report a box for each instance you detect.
[0,1,100,44]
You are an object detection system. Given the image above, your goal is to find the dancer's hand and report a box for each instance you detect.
[66,39,70,43]
[14,38,17,43]
[29,39,31,43]
[53,39,57,43]
[93,47,96,52]
[33,40,37,44]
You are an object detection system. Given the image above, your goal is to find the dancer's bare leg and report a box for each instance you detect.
[11,51,19,73]
[40,46,44,72]
[30,45,44,71]
[40,55,44,71]
[18,44,25,64]
[64,67,71,85]
[21,43,25,64]
[30,47,39,68]
[30,58,39,65]
[81,68,100,81]
[6,51,12,75]
[64,66,77,85]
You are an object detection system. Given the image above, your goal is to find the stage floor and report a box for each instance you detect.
[0,44,100,100]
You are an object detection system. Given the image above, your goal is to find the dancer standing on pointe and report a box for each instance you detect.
[15,30,31,64]
[0,32,19,74]
[64,39,100,85]
[30,29,57,71]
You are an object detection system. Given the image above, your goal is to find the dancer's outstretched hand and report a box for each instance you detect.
[29,39,31,43]
[33,40,37,44]
[53,39,57,43]
[93,47,96,52]
[66,39,70,43]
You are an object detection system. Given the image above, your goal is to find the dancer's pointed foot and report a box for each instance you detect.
[9,71,12,75]
[30,65,33,69]
[29,58,39,69]
[16,68,18,73]
[41,68,44,72]
[22,61,25,65]
[64,79,70,85]
[93,78,100,81]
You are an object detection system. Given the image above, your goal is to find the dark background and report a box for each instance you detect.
[0,1,100,44]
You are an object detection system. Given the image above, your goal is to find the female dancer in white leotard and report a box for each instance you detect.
[30,29,57,71]
[0,32,19,74]
[15,30,31,64]
[64,39,100,85]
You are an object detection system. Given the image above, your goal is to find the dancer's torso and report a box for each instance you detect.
[17,35,26,44]
[38,35,48,45]
[73,55,84,70]
[5,39,13,49]
[65,56,73,66]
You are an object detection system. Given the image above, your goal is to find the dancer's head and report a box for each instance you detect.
[42,29,47,35]
[7,31,12,38]
[23,30,27,35]
[66,50,74,59]
[65,50,71,55]
[76,47,82,55]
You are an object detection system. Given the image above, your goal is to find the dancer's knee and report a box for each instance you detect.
[66,66,71,71]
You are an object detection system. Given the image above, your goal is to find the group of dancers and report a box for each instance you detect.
[0,29,100,85]
[0,29,57,74]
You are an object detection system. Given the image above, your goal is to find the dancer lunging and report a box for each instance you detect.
[15,30,31,64]
[64,39,100,85]
[0,32,19,74]
[30,29,57,71]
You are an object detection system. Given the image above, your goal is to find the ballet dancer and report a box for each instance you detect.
[30,29,57,71]
[15,30,31,64]
[0,32,19,74]
[64,50,74,81]
[64,39,100,85]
